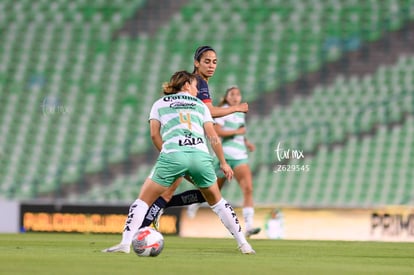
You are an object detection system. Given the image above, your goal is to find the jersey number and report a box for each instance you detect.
[179,112,192,130]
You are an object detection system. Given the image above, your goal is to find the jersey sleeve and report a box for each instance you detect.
[214,116,225,126]
[213,105,229,126]
[148,101,160,122]
[198,90,212,103]
[203,104,214,123]
[196,76,212,103]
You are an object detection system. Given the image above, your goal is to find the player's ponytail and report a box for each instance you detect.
[162,71,196,95]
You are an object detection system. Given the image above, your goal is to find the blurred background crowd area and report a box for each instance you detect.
[0,0,413,207]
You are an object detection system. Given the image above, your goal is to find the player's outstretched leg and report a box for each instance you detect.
[140,197,167,228]
[102,199,149,253]
[151,189,207,228]
[167,189,206,207]
[210,198,255,254]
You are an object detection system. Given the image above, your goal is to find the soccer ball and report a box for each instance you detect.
[132,227,164,257]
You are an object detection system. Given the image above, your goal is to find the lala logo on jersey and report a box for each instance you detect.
[179,132,204,146]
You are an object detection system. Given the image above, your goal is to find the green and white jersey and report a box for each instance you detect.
[214,105,248,160]
[149,92,214,154]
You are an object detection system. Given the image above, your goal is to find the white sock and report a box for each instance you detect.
[211,198,248,246]
[188,202,201,211]
[120,199,149,245]
[200,201,209,207]
[242,207,254,231]
[189,201,208,211]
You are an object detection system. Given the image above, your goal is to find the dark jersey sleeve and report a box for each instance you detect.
[196,75,212,103]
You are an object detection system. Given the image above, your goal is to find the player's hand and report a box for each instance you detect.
[236,102,248,113]
[221,163,233,181]
[247,142,255,152]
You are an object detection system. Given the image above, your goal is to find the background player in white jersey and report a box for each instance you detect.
[102,71,255,254]
[187,86,261,237]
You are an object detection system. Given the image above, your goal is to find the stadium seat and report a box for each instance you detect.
[1,0,413,207]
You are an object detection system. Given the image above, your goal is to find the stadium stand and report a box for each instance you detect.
[246,115,414,207]
[0,0,413,208]
[248,55,414,170]
[73,61,414,206]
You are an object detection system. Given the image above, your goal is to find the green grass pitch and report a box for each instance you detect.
[0,233,413,275]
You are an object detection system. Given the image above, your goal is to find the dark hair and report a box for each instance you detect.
[162,71,197,95]
[218,86,239,106]
[193,45,215,73]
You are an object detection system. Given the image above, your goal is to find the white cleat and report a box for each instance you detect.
[101,243,130,253]
[239,243,256,255]
[245,227,261,238]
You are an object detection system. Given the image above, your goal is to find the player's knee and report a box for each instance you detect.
[241,182,253,195]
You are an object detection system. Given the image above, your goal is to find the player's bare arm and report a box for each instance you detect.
[214,124,246,137]
[204,122,233,181]
[149,120,163,151]
[205,102,248,118]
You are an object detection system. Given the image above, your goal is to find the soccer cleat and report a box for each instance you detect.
[245,227,261,238]
[152,208,164,231]
[101,243,130,253]
[239,243,256,255]
[187,203,200,218]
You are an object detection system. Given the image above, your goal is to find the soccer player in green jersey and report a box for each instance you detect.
[102,71,255,254]
[139,46,249,229]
